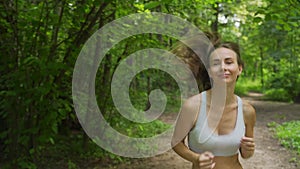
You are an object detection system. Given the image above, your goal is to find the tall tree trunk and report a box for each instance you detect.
[82,2,111,150]
[146,76,151,111]
[211,3,219,33]
[3,1,22,165]
[260,46,264,89]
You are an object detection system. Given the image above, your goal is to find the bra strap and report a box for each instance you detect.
[236,96,244,129]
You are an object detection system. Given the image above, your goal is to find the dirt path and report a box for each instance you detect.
[239,93,300,169]
[99,93,300,169]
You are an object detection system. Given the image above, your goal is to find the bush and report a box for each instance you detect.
[264,69,300,102]
[264,88,292,102]
[274,121,300,155]
[235,77,262,96]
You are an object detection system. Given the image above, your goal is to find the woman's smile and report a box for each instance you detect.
[218,73,230,78]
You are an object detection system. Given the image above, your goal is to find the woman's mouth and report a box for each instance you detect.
[218,73,230,78]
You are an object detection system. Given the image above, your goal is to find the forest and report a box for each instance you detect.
[0,0,299,168]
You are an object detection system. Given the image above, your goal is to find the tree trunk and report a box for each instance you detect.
[260,46,264,89]
[211,3,219,33]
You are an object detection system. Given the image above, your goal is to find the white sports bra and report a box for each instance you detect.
[188,91,245,156]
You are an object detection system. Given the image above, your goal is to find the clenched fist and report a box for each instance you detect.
[194,151,215,169]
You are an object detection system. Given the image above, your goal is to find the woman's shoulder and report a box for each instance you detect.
[241,100,255,113]
[184,93,203,106]
[180,93,203,129]
[181,93,202,113]
[241,99,256,124]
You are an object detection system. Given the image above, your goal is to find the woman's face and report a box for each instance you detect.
[208,47,242,85]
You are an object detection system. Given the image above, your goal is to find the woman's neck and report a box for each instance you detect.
[207,83,236,105]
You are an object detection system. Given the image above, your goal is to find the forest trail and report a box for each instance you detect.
[100,93,300,169]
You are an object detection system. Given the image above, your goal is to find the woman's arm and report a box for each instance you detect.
[171,94,200,151]
[171,94,215,168]
[240,101,256,159]
[173,141,215,168]
[172,140,200,164]
[171,95,200,163]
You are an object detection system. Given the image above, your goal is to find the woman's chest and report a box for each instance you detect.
[207,106,238,135]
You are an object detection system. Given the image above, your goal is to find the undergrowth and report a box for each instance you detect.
[268,121,300,163]
[235,77,262,96]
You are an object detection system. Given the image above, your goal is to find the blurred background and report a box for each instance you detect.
[0,0,299,168]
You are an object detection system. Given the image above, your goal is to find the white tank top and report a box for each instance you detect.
[188,91,245,156]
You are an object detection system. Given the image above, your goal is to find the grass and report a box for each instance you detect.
[268,120,300,162]
[275,121,300,154]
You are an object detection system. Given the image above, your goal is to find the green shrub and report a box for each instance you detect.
[235,77,262,96]
[264,88,292,102]
[270,121,300,155]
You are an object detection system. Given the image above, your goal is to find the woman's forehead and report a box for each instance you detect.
[210,47,237,60]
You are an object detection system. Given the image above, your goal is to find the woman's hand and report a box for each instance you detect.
[194,151,215,169]
[240,136,255,158]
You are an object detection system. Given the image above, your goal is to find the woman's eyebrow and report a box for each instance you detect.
[224,57,234,61]
[212,58,220,62]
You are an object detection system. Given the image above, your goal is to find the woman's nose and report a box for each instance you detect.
[221,62,227,70]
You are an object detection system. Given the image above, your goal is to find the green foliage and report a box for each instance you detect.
[125,120,171,138]
[129,69,181,114]
[242,0,300,102]
[264,88,292,102]
[235,77,262,96]
[264,67,300,102]
[0,0,139,167]
[270,121,300,155]
[1,0,300,167]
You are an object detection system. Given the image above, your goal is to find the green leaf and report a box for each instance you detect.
[283,24,291,31]
[254,9,266,16]
[49,137,55,144]
[253,17,262,23]
[265,13,271,21]
[144,1,161,9]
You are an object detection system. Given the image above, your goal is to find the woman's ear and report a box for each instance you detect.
[238,65,243,76]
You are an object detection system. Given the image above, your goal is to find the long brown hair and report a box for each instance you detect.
[170,32,220,91]
[171,32,244,91]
